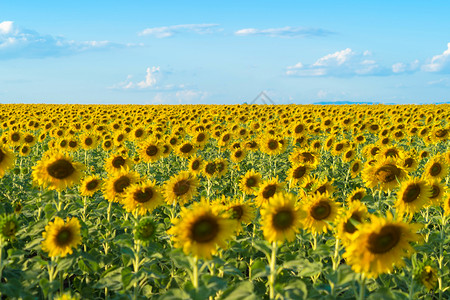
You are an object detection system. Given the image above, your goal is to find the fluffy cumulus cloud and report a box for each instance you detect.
[391,60,420,74]
[234,26,333,38]
[139,24,220,38]
[110,66,186,91]
[422,43,450,73]
[286,48,389,77]
[0,21,128,59]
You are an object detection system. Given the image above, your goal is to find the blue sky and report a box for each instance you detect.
[1,0,450,104]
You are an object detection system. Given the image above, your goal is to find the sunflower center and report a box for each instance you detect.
[11,133,20,142]
[114,176,131,193]
[134,188,153,203]
[135,129,144,138]
[344,213,362,234]
[300,152,314,163]
[435,129,447,138]
[180,144,193,153]
[429,163,442,176]
[104,141,112,148]
[335,144,344,151]
[146,145,158,156]
[268,140,278,150]
[246,177,257,187]
[310,201,331,220]
[222,134,230,142]
[402,183,421,203]
[196,133,206,142]
[216,162,225,172]
[173,179,190,196]
[324,120,331,126]
[85,137,93,146]
[351,192,364,201]
[205,163,216,175]
[272,209,294,230]
[86,179,99,191]
[367,225,401,254]
[293,166,306,179]
[191,160,200,170]
[385,149,399,158]
[56,229,73,246]
[345,151,353,159]
[262,184,277,199]
[69,141,77,148]
[112,156,126,168]
[316,185,327,194]
[191,216,219,243]
[24,135,34,143]
[0,149,5,163]
[234,150,243,158]
[375,164,401,183]
[403,158,414,168]
[231,205,244,220]
[352,162,360,172]
[370,147,380,156]
[295,124,304,134]
[46,159,75,179]
[430,185,440,199]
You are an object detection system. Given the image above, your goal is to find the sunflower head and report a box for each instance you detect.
[395,178,432,217]
[302,192,340,234]
[0,214,20,243]
[167,201,236,259]
[79,175,102,197]
[134,217,157,246]
[256,177,284,207]
[362,158,408,192]
[123,180,163,215]
[164,171,199,206]
[423,156,449,180]
[41,217,82,258]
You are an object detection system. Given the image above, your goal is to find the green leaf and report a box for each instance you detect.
[221,281,257,300]
[280,279,308,300]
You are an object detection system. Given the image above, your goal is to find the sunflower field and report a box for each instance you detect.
[0,103,449,300]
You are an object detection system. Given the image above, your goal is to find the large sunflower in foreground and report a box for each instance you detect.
[123,180,163,215]
[361,158,408,192]
[0,146,15,178]
[260,193,304,243]
[343,213,422,278]
[32,152,84,191]
[167,201,236,259]
[41,217,82,258]
[164,171,199,205]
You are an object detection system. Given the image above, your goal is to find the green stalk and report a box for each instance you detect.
[268,241,278,299]
[359,273,365,300]
[332,238,340,271]
[192,256,199,289]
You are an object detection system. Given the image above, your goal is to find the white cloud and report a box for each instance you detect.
[0,21,14,35]
[234,26,333,38]
[139,24,219,38]
[0,21,129,59]
[392,60,419,74]
[137,66,160,88]
[317,90,328,99]
[422,43,450,72]
[427,78,450,87]
[286,48,389,77]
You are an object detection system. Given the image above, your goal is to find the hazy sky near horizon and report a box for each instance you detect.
[1,0,450,105]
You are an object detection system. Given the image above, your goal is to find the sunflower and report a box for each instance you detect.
[260,193,304,243]
[0,214,19,243]
[167,200,236,259]
[260,135,283,156]
[79,132,99,150]
[0,146,15,177]
[41,217,82,258]
[134,217,157,246]
[230,148,247,164]
[101,139,114,151]
[443,194,450,216]
[79,175,102,197]
[335,201,369,246]
[123,180,163,215]
[301,192,340,234]
[130,126,148,142]
[104,153,133,175]
[138,139,162,163]
[287,164,312,186]
[349,160,363,178]
[361,158,408,192]
[346,188,367,204]
[164,171,199,205]
[343,213,422,278]
[427,180,447,206]
[199,160,216,178]
[430,127,449,144]
[224,197,256,233]
[214,158,228,178]
[6,130,22,146]
[417,265,438,291]
[289,149,320,167]
[395,178,432,217]
[176,141,196,158]
[193,130,209,150]
[342,148,356,163]
[104,168,140,202]
[256,177,284,207]
[32,151,84,191]
[239,169,262,195]
[188,155,203,176]
[401,152,418,173]
[422,155,449,181]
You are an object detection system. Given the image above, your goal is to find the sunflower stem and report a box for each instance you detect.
[438,214,446,300]
[332,238,340,271]
[56,191,62,212]
[192,256,199,289]
[359,273,365,300]
[0,243,3,298]
[268,241,278,300]
[312,233,318,251]
[133,241,141,300]
[409,269,415,300]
